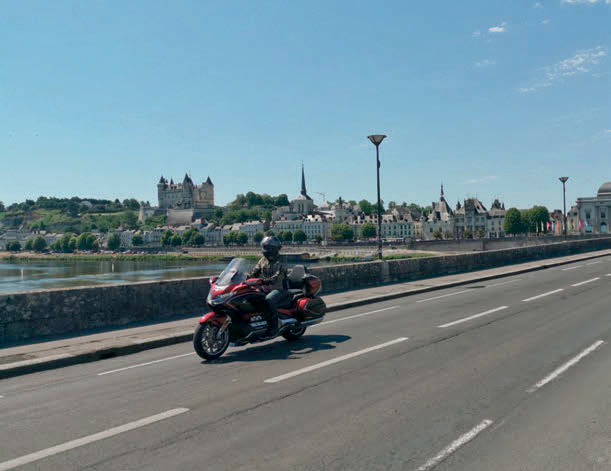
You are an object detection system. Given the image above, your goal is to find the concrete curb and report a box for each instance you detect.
[1,250,608,380]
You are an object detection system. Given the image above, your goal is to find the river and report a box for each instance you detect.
[0,258,338,294]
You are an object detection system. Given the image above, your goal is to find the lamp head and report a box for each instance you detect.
[559,177,569,183]
[368,134,386,146]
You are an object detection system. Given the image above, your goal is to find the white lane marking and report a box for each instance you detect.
[562,265,583,271]
[571,277,600,287]
[416,290,472,303]
[316,306,400,326]
[606,274,611,277]
[0,408,189,471]
[586,261,602,265]
[415,419,494,471]
[522,288,564,302]
[97,352,195,376]
[438,306,508,328]
[527,340,605,393]
[264,337,408,383]
[486,278,521,288]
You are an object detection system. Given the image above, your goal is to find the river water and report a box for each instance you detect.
[0,259,336,294]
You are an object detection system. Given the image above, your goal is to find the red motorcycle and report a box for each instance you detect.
[193,258,326,360]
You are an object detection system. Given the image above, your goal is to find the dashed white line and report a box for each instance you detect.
[585,261,602,266]
[416,290,472,303]
[606,274,611,277]
[522,288,564,302]
[571,277,600,287]
[0,408,189,471]
[562,265,582,271]
[415,419,494,471]
[438,306,509,328]
[316,306,400,326]
[486,278,521,288]
[527,340,605,393]
[97,352,195,376]
[264,337,408,383]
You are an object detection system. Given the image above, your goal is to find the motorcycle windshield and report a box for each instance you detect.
[215,258,249,288]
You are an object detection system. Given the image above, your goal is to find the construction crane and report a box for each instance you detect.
[315,192,326,206]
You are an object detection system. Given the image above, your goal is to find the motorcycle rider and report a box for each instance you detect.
[248,235,289,337]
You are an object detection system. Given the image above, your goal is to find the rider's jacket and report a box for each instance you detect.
[249,256,287,291]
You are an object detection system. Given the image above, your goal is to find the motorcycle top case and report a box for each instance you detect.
[297,297,326,321]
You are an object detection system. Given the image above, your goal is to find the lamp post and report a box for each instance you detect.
[368,134,386,260]
[559,177,569,238]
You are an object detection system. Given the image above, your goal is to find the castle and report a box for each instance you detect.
[157,173,214,210]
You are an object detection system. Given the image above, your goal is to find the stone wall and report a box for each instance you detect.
[1,237,610,344]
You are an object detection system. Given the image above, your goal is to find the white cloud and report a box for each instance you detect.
[542,18,551,24]
[475,59,496,67]
[519,46,607,93]
[488,22,507,33]
[534,1,543,7]
[472,30,481,38]
[605,129,611,134]
[464,176,498,184]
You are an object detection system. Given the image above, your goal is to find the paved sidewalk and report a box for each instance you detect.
[1,249,609,378]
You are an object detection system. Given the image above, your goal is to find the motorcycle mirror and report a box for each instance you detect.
[209,276,218,285]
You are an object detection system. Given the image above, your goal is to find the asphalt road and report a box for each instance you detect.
[1,256,610,470]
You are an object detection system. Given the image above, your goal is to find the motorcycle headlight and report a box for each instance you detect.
[207,291,233,305]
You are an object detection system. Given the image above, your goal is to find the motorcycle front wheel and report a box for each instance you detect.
[193,322,230,360]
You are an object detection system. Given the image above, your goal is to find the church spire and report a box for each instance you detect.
[301,163,307,196]
[440,182,444,198]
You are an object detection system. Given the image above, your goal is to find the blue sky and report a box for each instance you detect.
[1,0,609,211]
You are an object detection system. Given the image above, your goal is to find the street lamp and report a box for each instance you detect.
[559,177,569,238]
[368,134,386,260]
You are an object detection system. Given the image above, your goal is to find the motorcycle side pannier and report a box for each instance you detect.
[297,297,326,321]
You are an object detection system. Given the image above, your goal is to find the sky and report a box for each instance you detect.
[1,0,610,211]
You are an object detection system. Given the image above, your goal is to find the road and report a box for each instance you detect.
[1,256,610,470]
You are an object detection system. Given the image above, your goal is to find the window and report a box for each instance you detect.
[601,211,606,219]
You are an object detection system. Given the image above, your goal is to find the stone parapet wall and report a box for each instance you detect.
[1,237,610,344]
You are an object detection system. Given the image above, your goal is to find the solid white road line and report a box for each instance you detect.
[522,288,564,302]
[437,306,508,328]
[415,419,493,471]
[416,290,472,303]
[316,306,400,326]
[0,408,189,471]
[586,261,602,265]
[562,265,582,271]
[264,337,408,383]
[527,340,605,393]
[571,277,600,287]
[97,352,195,376]
[485,278,521,288]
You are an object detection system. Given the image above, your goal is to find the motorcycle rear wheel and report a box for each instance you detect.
[193,322,230,360]
[282,325,307,341]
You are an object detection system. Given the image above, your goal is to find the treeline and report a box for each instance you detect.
[503,206,551,235]
[229,192,289,209]
[3,196,148,215]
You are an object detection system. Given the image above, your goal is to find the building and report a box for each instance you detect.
[422,185,454,239]
[272,165,315,220]
[157,173,214,210]
[573,181,611,234]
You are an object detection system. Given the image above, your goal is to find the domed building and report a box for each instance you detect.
[570,181,611,234]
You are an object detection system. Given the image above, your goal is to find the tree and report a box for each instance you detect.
[253,232,264,243]
[432,229,443,240]
[223,231,239,246]
[360,223,377,239]
[122,210,138,230]
[24,238,34,251]
[181,228,199,246]
[503,208,523,236]
[170,234,182,246]
[314,234,323,244]
[66,200,79,218]
[530,206,550,233]
[278,230,293,243]
[463,228,473,239]
[358,200,374,216]
[293,229,307,243]
[192,233,205,246]
[443,230,453,240]
[131,234,143,246]
[77,232,96,250]
[236,232,248,245]
[122,199,140,211]
[32,235,47,252]
[161,230,173,246]
[107,233,121,251]
[330,224,354,241]
[475,228,486,239]
[6,240,21,251]
[0,201,4,212]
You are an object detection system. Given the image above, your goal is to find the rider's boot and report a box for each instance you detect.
[266,303,279,337]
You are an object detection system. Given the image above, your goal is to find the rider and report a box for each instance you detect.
[248,235,289,337]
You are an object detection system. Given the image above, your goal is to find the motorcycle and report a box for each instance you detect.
[193,257,327,360]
